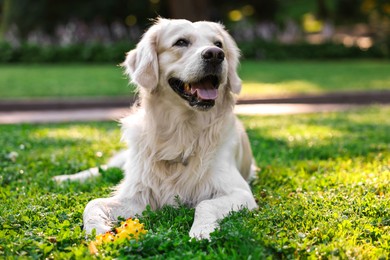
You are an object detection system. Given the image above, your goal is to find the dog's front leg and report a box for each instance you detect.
[189,188,257,240]
[53,150,128,183]
[83,196,145,235]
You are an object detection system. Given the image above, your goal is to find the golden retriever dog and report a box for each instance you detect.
[55,18,257,240]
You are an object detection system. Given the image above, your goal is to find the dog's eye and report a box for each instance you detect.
[173,39,190,47]
[214,41,223,48]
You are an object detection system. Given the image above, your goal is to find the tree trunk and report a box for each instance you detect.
[0,0,12,41]
[317,0,329,19]
[167,0,211,21]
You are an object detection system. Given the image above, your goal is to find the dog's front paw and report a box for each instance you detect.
[83,198,114,236]
[52,174,71,183]
[189,222,218,240]
[84,221,113,236]
[84,224,112,235]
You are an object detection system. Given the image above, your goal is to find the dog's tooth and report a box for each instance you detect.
[184,83,190,92]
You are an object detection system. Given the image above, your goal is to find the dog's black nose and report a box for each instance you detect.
[202,47,225,64]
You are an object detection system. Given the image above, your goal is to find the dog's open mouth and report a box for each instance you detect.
[168,75,220,110]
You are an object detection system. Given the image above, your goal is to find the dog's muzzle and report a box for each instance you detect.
[169,47,224,111]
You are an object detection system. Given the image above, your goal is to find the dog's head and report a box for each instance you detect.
[123,18,241,111]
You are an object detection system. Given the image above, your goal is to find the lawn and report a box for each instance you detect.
[1,61,390,100]
[1,106,389,259]
[0,64,132,99]
[239,60,390,98]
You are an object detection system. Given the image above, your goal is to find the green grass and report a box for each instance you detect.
[1,61,390,99]
[0,64,132,99]
[1,106,389,259]
[239,60,390,98]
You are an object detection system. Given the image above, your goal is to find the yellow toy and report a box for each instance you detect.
[115,218,147,241]
[89,218,147,255]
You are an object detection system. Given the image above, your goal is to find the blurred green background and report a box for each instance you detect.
[1,0,390,61]
[0,0,389,99]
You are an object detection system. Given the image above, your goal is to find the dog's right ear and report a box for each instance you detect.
[214,23,242,94]
[122,22,160,90]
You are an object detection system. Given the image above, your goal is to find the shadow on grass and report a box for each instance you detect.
[0,122,121,187]
[241,108,389,189]
[243,108,389,169]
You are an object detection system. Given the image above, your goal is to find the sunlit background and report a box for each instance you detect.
[0,0,389,60]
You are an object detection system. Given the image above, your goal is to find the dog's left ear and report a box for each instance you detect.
[122,22,160,90]
[217,24,242,94]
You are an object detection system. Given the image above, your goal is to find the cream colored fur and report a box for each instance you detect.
[54,18,257,240]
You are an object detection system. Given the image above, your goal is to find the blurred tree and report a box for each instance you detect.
[212,0,279,22]
[361,0,390,56]
[0,0,46,40]
[249,0,279,21]
[317,0,330,19]
[335,0,364,23]
[166,0,211,21]
[0,0,9,40]
[0,0,167,41]
[40,0,156,32]
[1,0,388,48]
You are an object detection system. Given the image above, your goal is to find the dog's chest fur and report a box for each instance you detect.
[120,104,234,209]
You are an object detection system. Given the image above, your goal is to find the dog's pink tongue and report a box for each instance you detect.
[190,82,218,100]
